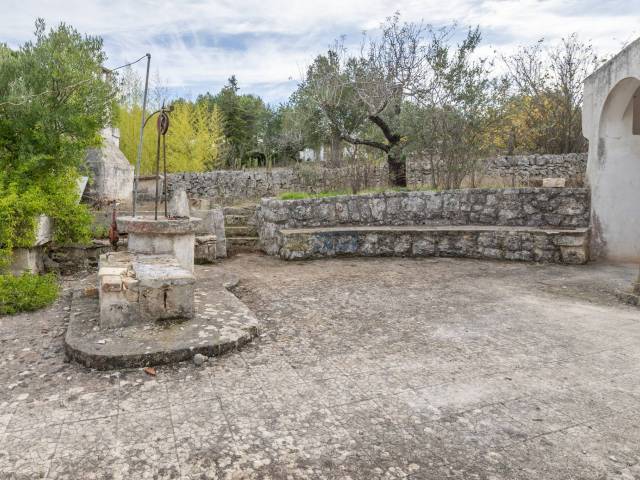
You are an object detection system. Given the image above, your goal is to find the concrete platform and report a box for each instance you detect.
[64,272,259,369]
[2,256,640,478]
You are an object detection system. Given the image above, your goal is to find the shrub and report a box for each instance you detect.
[0,20,112,270]
[0,272,59,315]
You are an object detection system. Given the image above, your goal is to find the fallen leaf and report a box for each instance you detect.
[143,367,156,376]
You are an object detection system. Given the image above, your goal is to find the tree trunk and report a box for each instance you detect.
[387,150,406,187]
[330,131,342,166]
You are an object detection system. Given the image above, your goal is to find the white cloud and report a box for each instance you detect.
[2,0,639,102]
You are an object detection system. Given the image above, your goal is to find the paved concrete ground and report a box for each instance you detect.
[1,254,639,479]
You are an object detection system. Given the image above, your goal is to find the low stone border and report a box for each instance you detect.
[278,225,589,264]
[64,273,259,370]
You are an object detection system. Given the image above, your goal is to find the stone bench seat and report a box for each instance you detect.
[277,225,590,264]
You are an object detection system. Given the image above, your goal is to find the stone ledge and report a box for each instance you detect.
[277,225,589,264]
[65,275,259,370]
[118,216,201,234]
[280,225,589,235]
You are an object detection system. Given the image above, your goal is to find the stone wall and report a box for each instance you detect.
[407,154,587,187]
[46,240,125,275]
[167,165,388,204]
[257,188,590,255]
[484,153,587,181]
[167,154,587,202]
[277,226,590,264]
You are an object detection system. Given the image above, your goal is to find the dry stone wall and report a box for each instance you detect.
[257,188,590,256]
[167,154,587,201]
[484,153,587,180]
[407,154,587,187]
[167,166,388,204]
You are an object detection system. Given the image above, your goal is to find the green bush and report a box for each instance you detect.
[0,272,58,315]
[0,20,113,270]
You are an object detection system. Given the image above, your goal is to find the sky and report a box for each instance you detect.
[2,0,640,105]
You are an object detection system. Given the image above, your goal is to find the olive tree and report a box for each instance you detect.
[300,15,494,188]
[300,14,431,186]
[406,26,497,189]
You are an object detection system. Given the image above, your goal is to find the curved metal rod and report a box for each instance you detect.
[142,109,162,129]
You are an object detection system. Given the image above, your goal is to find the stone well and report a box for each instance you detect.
[118,216,201,272]
[98,216,201,329]
[65,212,259,369]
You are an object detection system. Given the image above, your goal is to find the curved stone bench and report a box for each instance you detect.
[277,225,589,264]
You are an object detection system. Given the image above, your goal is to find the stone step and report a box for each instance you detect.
[223,206,256,216]
[224,214,251,226]
[225,225,257,237]
[226,236,260,254]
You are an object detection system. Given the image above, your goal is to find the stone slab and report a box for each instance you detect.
[616,290,640,307]
[10,247,45,275]
[120,217,201,272]
[65,273,259,369]
[194,235,217,264]
[542,177,566,188]
[118,216,201,235]
[280,225,590,235]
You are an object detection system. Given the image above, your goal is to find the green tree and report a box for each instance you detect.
[117,100,225,173]
[406,26,497,189]
[196,76,272,168]
[0,19,114,267]
[299,15,436,186]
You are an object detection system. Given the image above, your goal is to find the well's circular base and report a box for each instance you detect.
[65,274,259,369]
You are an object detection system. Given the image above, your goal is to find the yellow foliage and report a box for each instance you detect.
[484,94,560,154]
[117,102,224,174]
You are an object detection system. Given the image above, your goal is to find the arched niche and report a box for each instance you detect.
[592,77,640,261]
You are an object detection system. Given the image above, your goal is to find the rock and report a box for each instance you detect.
[193,353,207,366]
[84,286,98,298]
[168,189,190,218]
[542,177,566,188]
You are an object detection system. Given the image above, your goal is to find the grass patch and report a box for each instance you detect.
[0,272,59,315]
[277,185,437,200]
[278,191,317,200]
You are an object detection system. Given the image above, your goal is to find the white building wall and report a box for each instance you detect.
[582,37,640,261]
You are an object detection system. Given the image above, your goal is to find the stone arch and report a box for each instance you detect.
[592,76,640,261]
[599,77,640,142]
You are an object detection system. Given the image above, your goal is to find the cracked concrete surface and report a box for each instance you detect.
[1,254,639,479]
